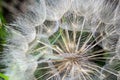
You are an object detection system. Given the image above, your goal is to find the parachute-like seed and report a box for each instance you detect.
[9,23,36,43]
[45,0,73,21]
[2,27,37,80]
[14,0,46,28]
[8,0,46,43]
[94,0,119,24]
[71,0,94,17]
[36,21,59,38]
[60,12,100,32]
[5,26,29,52]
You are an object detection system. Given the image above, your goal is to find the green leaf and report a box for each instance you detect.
[0,73,9,80]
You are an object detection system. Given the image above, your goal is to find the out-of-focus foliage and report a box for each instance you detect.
[0,0,7,73]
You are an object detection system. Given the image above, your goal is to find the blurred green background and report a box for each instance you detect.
[0,0,7,73]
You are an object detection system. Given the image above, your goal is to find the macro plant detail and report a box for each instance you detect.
[34,15,118,80]
[1,0,120,80]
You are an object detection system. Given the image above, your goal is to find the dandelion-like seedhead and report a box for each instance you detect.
[1,0,120,80]
[35,15,118,80]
